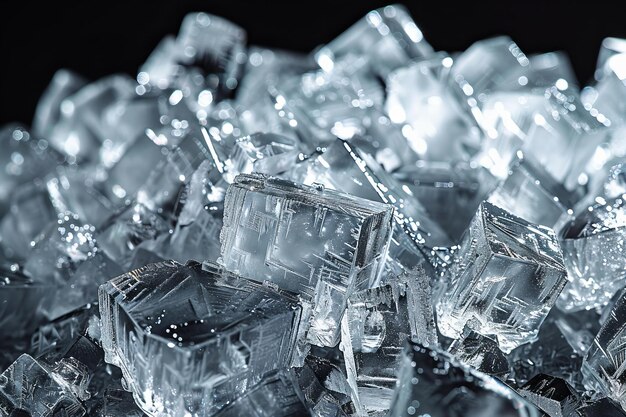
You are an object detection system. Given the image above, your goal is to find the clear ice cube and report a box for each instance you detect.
[99,260,302,417]
[558,196,626,311]
[221,173,394,347]
[437,201,568,353]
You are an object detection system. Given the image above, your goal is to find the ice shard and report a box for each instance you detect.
[99,260,301,417]
[576,398,626,417]
[582,288,626,410]
[518,374,580,417]
[0,354,86,416]
[388,340,540,417]
[437,201,568,353]
[558,196,626,311]
[221,173,394,347]
[509,308,599,391]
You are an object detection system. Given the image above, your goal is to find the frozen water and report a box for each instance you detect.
[314,4,433,77]
[221,173,394,347]
[518,374,580,417]
[99,260,302,416]
[388,340,540,417]
[582,288,626,410]
[0,354,86,416]
[559,196,626,311]
[437,201,568,353]
[488,151,577,230]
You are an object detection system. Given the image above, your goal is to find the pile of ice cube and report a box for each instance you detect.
[2,5,626,416]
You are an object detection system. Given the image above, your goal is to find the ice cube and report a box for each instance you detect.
[0,125,61,213]
[437,201,568,353]
[99,260,302,417]
[221,173,394,347]
[558,196,626,311]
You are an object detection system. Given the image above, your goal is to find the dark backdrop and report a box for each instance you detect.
[1,0,624,127]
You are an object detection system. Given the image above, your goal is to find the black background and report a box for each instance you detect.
[1,0,624,127]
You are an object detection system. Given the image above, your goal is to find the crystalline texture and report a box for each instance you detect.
[582,288,626,410]
[99,260,301,417]
[213,370,308,417]
[558,197,626,311]
[0,354,86,416]
[341,268,437,416]
[289,140,451,271]
[388,340,539,417]
[221,173,393,347]
[437,201,568,353]
[518,374,580,417]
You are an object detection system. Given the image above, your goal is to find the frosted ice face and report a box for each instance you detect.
[518,374,580,417]
[582,289,626,410]
[0,354,86,416]
[559,197,626,311]
[341,268,436,415]
[314,4,433,77]
[224,133,300,182]
[488,152,577,231]
[385,56,482,162]
[288,140,451,272]
[388,340,540,417]
[213,370,307,417]
[447,327,509,376]
[99,260,301,417]
[221,173,394,347]
[437,201,568,353]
